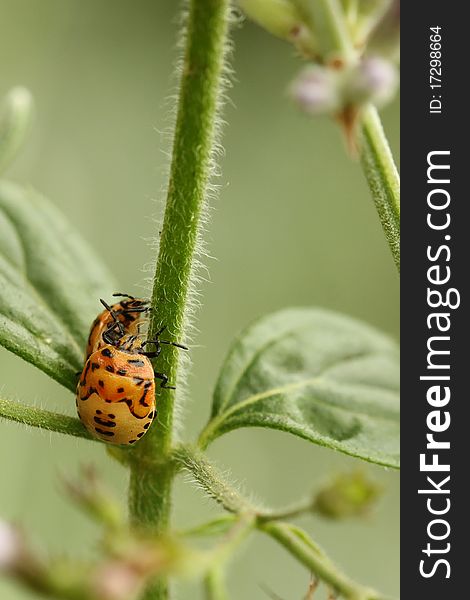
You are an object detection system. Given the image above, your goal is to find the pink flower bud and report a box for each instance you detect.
[0,521,23,571]
[93,561,144,600]
[346,56,398,106]
[290,66,341,115]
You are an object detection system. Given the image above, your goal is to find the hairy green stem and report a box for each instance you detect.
[310,0,355,59]
[179,515,238,538]
[0,397,92,440]
[127,1,231,598]
[175,445,311,521]
[309,0,356,61]
[262,522,382,600]
[173,445,258,515]
[257,497,314,523]
[204,568,230,600]
[310,0,400,270]
[174,445,391,599]
[359,105,400,270]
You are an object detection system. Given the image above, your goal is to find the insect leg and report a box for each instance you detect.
[154,372,175,389]
[141,343,162,360]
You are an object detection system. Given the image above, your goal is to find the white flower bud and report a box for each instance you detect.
[93,561,143,600]
[345,56,398,106]
[289,66,341,115]
[0,521,23,571]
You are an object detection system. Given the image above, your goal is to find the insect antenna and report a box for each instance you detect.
[112,292,136,300]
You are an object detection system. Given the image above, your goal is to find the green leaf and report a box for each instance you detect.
[0,180,116,391]
[200,308,399,468]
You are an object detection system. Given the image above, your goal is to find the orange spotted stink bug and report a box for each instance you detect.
[85,293,150,360]
[77,301,187,445]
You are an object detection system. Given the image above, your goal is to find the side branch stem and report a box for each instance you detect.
[0,397,91,440]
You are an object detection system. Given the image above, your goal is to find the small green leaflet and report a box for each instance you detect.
[200,308,399,468]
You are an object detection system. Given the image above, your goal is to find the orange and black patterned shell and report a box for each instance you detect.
[76,345,155,445]
[85,298,148,360]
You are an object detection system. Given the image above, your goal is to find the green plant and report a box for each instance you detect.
[0,1,399,599]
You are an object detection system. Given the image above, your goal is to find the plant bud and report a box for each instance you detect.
[238,0,317,56]
[93,561,144,600]
[344,56,398,106]
[290,66,341,115]
[0,521,23,571]
[313,471,382,519]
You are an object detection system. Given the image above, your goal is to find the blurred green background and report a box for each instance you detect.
[0,1,399,599]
